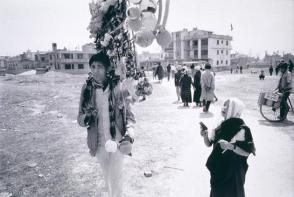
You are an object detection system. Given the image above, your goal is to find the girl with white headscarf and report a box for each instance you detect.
[200,98,256,197]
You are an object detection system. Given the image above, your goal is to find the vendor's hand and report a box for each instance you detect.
[200,129,208,137]
[219,140,234,151]
[119,134,134,144]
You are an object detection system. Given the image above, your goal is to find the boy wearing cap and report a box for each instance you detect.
[77,52,135,197]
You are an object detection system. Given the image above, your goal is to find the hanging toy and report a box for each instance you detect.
[125,0,171,48]
[105,139,118,152]
[139,0,157,13]
[134,30,155,47]
[127,6,141,20]
[141,12,157,31]
[156,28,172,48]
[130,0,142,4]
[126,18,142,32]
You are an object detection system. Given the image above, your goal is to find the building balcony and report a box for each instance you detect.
[58,59,89,63]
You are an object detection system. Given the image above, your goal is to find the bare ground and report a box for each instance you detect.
[0,70,293,197]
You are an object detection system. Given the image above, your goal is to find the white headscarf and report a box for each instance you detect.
[195,66,201,71]
[224,97,246,120]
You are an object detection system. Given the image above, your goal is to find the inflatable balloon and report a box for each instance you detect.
[141,12,157,31]
[126,6,141,20]
[130,0,142,4]
[156,28,172,48]
[134,30,155,47]
[105,139,118,153]
[139,0,157,13]
[126,18,142,32]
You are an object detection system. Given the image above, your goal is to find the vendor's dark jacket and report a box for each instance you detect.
[77,82,135,156]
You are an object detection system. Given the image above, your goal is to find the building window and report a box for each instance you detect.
[217,60,219,65]
[194,50,198,57]
[65,64,71,69]
[41,57,45,62]
[64,54,71,59]
[221,60,223,64]
[217,50,219,55]
[77,54,83,59]
[221,40,223,44]
[201,50,208,56]
[193,40,198,47]
[58,64,60,69]
[226,40,229,46]
[71,64,74,69]
[226,50,228,55]
[78,64,84,69]
[226,60,228,65]
[50,55,52,60]
[217,40,219,45]
[64,54,73,59]
[221,50,223,54]
[201,39,208,46]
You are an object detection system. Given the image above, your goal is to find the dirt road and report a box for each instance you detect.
[0,70,293,196]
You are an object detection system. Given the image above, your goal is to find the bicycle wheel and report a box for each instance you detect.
[259,104,285,122]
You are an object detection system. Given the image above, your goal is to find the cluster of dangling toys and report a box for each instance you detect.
[88,0,171,101]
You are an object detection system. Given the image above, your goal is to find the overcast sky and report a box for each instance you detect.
[0,0,293,57]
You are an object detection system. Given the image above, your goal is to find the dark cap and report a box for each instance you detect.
[277,62,288,69]
[89,52,111,68]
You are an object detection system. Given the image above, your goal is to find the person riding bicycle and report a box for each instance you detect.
[274,61,292,119]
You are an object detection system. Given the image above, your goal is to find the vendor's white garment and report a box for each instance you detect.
[95,88,124,197]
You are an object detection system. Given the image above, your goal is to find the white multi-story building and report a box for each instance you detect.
[35,43,96,74]
[164,28,233,67]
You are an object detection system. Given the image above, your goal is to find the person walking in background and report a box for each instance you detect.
[152,66,156,80]
[166,64,171,81]
[180,69,192,107]
[275,65,279,75]
[193,66,202,106]
[240,65,243,74]
[77,52,136,197]
[190,64,197,80]
[274,62,292,120]
[155,62,164,83]
[201,63,215,112]
[174,66,183,101]
[200,98,256,197]
[230,66,233,74]
[269,65,273,76]
[288,60,294,73]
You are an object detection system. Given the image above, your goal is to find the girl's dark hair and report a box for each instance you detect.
[89,52,111,68]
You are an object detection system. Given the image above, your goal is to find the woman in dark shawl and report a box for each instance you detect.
[200,98,256,197]
[155,63,164,83]
[193,66,202,106]
[180,69,192,106]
